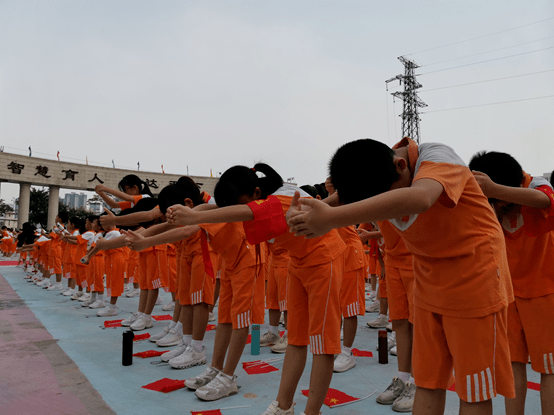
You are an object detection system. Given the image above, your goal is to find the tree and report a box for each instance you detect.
[0,199,13,216]
[29,188,49,228]
[58,202,89,228]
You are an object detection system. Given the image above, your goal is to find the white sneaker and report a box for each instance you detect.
[185,365,220,390]
[121,312,139,327]
[392,382,415,412]
[162,301,175,311]
[155,296,163,305]
[377,377,406,405]
[47,282,63,291]
[169,345,207,369]
[97,304,119,317]
[386,322,393,331]
[156,328,182,347]
[271,333,288,354]
[78,293,91,302]
[149,326,171,342]
[333,349,356,373]
[261,401,296,415]
[366,300,380,313]
[88,299,106,309]
[161,340,188,362]
[195,372,238,401]
[279,313,285,326]
[208,312,216,322]
[130,314,153,331]
[367,314,389,328]
[390,346,398,356]
[388,332,396,350]
[71,291,84,300]
[126,289,140,298]
[81,297,95,307]
[62,288,75,296]
[260,331,281,347]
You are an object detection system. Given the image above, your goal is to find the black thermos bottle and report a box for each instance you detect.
[122,330,134,366]
[378,330,389,364]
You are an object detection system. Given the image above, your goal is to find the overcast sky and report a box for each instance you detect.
[1,1,553,204]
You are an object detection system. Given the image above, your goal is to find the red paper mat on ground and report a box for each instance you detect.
[191,410,222,415]
[133,333,151,341]
[133,350,169,358]
[352,348,373,357]
[0,261,18,266]
[206,324,216,331]
[152,314,172,321]
[103,319,123,328]
[242,360,279,375]
[302,388,359,408]
[142,378,185,393]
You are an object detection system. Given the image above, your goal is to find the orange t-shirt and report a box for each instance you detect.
[244,184,346,268]
[337,226,365,272]
[500,173,554,298]
[388,137,513,318]
[376,220,413,271]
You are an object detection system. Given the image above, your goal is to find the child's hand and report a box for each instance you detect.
[166,205,195,225]
[123,230,147,252]
[81,256,90,265]
[472,171,499,198]
[100,208,116,228]
[287,194,334,238]
[95,184,107,193]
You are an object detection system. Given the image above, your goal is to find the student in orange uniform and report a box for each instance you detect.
[60,216,82,297]
[469,151,554,415]
[63,216,96,301]
[95,174,153,212]
[166,163,346,415]
[287,138,515,415]
[43,212,68,291]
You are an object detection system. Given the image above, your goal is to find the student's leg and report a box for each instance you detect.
[144,289,159,315]
[211,322,232,370]
[269,309,280,327]
[305,354,334,415]
[413,387,446,415]
[505,362,527,415]
[342,316,357,348]
[138,289,148,313]
[275,345,308,409]
[110,296,117,305]
[221,326,249,376]
[541,373,554,414]
[192,303,209,340]
[459,399,492,415]
[393,319,413,373]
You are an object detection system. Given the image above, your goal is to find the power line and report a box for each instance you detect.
[417,46,554,76]
[419,69,554,92]
[422,95,554,113]
[406,16,554,56]
[422,36,554,67]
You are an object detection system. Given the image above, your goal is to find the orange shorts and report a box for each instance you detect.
[340,267,365,317]
[75,264,86,287]
[385,266,414,322]
[138,250,169,290]
[367,254,377,275]
[287,260,343,355]
[84,263,93,290]
[63,262,72,279]
[49,250,62,274]
[167,254,177,293]
[508,294,554,374]
[218,265,264,329]
[266,264,288,311]
[378,265,387,299]
[178,251,217,306]
[126,252,139,283]
[413,306,514,402]
[105,254,125,298]
[91,255,105,293]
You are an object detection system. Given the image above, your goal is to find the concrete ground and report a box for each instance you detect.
[0,263,543,415]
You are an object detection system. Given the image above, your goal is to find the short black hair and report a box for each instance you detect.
[329,139,399,204]
[468,151,524,188]
[58,211,69,223]
[69,216,83,230]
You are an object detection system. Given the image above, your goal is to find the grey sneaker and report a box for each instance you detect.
[392,382,415,412]
[195,372,238,401]
[377,377,406,405]
[260,331,280,346]
[270,333,288,354]
[333,349,356,373]
[169,345,206,369]
[366,300,380,313]
[121,312,139,327]
[156,328,182,347]
[161,340,188,362]
[367,314,388,328]
[261,400,296,415]
[185,365,220,390]
[149,326,170,342]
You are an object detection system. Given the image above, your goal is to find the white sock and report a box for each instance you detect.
[219,371,233,380]
[91,293,97,301]
[268,325,279,335]
[284,329,287,335]
[408,376,415,385]
[371,290,376,295]
[397,371,410,383]
[174,322,182,333]
[191,339,203,352]
[97,294,104,301]
[183,334,192,346]
[168,321,177,329]
[379,314,387,319]
[342,345,352,354]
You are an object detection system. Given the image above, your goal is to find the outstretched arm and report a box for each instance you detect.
[166,204,253,226]
[124,226,200,251]
[473,171,551,209]
[287,178,444,238]
[95,184,135,203]
[100,207,162,229]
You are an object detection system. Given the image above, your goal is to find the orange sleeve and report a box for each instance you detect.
[413,161,469,208]
[243,195,288,245]
[522,185,554,236]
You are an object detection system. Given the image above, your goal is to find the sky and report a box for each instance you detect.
[1,0,553,205]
